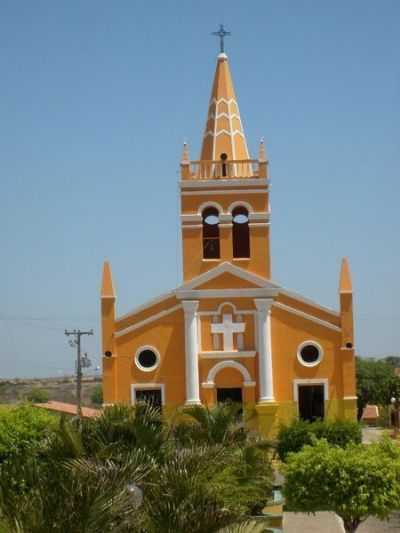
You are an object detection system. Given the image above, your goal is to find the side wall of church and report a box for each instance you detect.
[111,308,187,408]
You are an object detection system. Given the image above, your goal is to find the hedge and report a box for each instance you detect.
[276,419,362,461]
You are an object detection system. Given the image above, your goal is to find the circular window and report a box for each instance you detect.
[297,341,323,368]
[135,346,160,372]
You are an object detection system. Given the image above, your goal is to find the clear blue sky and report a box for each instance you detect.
[1,1,399,378]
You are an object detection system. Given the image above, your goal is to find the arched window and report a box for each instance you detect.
[202,207,220,259]
[232,206,250,258]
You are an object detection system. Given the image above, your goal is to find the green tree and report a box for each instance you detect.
[0,405,56,463]
[176,403,247,446]
[276,419,362,462]
[356,357,400,417]
[90,384,103,406]
[284,438,400,533]
[25,387,49,403]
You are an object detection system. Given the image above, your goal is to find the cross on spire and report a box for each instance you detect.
[212,24,231,54]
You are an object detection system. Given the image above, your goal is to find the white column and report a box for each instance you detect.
[255,299,274,402]
[182,300,201,405]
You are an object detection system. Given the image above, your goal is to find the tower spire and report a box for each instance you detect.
[339,257,352,293]
[339,257,354,350]
[101,260,115,299]
[200,49,250,162]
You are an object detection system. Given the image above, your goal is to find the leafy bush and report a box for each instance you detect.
[26,387,49,403]
[284,438,400,533]
[0,405,57,463]
[277,419,362,461]
[0,404,274,531]
[90,384,103,406]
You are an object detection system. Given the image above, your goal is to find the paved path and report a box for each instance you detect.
[362,427,386,444]
[283,511,400,532]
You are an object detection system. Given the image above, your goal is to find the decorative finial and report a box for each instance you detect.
[181,141,190,164]
[258,138,267,162]
[212,24,231,54]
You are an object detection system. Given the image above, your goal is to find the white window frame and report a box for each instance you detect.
[131,383,166,405]
[297,340,324,368]
[293,378,329,402]
[134,345,160,372]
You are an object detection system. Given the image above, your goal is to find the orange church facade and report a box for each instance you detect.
[101,50,356,437]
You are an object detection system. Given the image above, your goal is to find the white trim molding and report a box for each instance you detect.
[179,261,280,291]
[273,302,340,332]
[181,213,202,223]
[116,290,175,323]
[297,340,324,368]
[116,304,182,338]
[181,189,268,196]
[228,200,254,213]
[199,351,256,359]
[131,383,166,405]
[293,379,329,402]
[134,345,161,372]
[177,288,279,299]
[197,201,224,215]
[180,178,269,189]
[202,360,255,388]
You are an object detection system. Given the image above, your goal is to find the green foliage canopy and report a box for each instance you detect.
[0,405,56,463]
[276,419,362,462]
[356,357,400,415]
[0,403,274,532]
[90,384,103,406]
[25,387,49,403]
[284,438,400,533]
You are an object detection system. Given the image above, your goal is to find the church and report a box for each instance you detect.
[101,36,356,437]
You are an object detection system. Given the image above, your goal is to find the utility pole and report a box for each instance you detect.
[65,329,93,418]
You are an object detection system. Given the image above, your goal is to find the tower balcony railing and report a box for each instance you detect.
[181,159,268,180]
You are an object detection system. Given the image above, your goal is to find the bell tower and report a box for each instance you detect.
[180,42,271,282]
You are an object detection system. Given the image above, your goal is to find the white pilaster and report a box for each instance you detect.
[182,300,201,405]
[255,298,274,402]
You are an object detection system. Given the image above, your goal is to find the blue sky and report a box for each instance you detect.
[1,1,399,378]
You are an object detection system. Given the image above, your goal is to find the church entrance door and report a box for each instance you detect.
[217,387,242,405]
[298,385,324,422]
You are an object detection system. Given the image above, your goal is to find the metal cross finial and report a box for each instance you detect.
[212,24,231,54]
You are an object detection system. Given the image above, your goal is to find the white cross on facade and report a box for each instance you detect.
[211,313,245,351]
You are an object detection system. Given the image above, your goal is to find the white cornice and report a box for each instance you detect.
[273,302,340,332]
[199,351,256,359]
[116,290,175,324]
[181,189,267,196]
[180,178,268,189]
[176,288,279,299]
[116,304,182,338]
[279,289,339,317]
[179,261,279,290]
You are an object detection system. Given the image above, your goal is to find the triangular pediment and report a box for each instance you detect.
[177,262,280,292]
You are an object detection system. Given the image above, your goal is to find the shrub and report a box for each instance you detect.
[26,387,49,403]
[0,405,57,463]
[277,419,362,461]
[284,438,400,533]
[90,384,103,406]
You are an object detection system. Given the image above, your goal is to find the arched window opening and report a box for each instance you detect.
[202,207,220,259]
[232,206,250,258]
[220,153,228,177]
